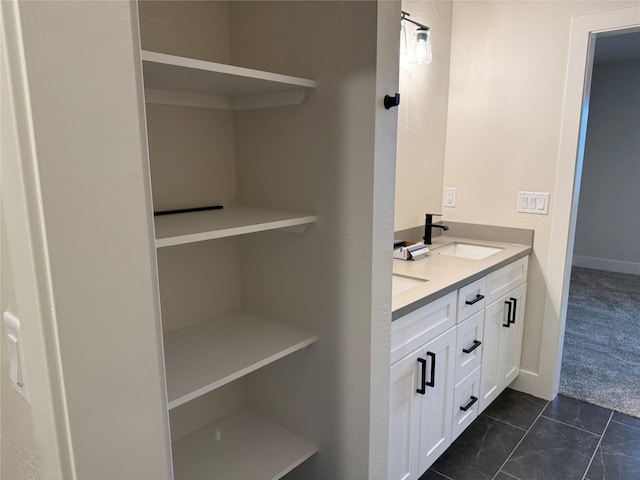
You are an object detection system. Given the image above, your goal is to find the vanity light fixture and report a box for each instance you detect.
[401,10,432,65]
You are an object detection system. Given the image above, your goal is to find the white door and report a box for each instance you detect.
[389,349,422,480]
[417,327,456,474]
[479,296,504,412]
[499,283,527,387]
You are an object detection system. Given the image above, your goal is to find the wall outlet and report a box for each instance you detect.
[517,191,550,214]
[444,187,457,208]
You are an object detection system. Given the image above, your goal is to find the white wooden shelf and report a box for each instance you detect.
[141,50,317,110]
[172,408,317,480]
[164,311,317,409]
[154,205,317,248]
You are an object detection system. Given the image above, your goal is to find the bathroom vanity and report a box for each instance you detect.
[389,228,532,480]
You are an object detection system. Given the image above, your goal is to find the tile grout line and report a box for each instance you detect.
[580,410,614,480]
[610,417,640,431]
[427,468,455,480]
[489,400,550,480]
[539,413,609,436]
[498,471,521,480]
[482,413,529,432]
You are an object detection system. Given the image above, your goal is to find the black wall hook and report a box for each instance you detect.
[384,93,401,110]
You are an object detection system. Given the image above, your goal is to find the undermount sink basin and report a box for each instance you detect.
[392,274,428,296]
[431,242,503,260]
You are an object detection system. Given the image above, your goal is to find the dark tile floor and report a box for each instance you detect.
[421,389,640,480]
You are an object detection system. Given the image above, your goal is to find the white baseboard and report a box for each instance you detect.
[511,370,556,401]
[572,255,640,275]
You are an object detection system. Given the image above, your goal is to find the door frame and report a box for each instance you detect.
[540,5,640,399]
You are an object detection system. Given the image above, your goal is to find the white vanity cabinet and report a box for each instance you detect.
[389,255,529,480]
[389,292,457,480]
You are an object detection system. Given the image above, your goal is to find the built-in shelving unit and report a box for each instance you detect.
[155,205,317,248]
[141,50,317,110]
[139,22,319,477]
[172,408,318,480]
[164,312,317,409]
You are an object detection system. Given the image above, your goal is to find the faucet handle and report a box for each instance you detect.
[425,213,443,222]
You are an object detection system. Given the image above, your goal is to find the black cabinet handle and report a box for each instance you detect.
[460,396,478,412]
[465,294,485,305]
[426,351,436,388]
[416,358,427,395]
[462,340,482,354]
[504,300,512,327]
[509,297,517,324]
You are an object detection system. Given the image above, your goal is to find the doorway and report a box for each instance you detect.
[559,30,640,417]
[560,30,640,417]
[545,6,640,419]
[559,29,640,418]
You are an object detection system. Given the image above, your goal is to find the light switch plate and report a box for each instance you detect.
[3,312,29,403]
[444,187,457,208]
[517,191,550,215]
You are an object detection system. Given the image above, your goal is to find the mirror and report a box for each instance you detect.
[394,1,453,232]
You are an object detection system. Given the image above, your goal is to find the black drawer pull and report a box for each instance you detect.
[426,351,436,388]
[504,300,512,327]
[460,396,478,412]
[509,297,517,324]
[416,358,427,395]
[463,340,482,354]
[465,294,485,305]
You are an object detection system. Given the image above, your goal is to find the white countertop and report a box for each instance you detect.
[392,235,532,319]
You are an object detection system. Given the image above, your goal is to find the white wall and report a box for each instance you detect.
[2,3,73,476]
[443,0,638,399]
[1,39,48,480]
[4,1,173,477]
[573,60,640,274]
[395,0,453,231]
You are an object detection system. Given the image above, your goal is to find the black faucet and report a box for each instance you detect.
[423,213,449,245]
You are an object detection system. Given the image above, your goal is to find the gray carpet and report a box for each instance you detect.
[559,266,640,418]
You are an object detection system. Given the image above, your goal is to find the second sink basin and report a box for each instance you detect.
[431,242,503,260]
[392,274,428,296]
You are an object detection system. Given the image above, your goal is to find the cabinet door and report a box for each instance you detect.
[479,293,508,412]
[499,283,527,387]
[480,283,527,412]
[417,327,456,474]
[389,350,422,480]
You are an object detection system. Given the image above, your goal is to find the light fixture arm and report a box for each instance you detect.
[401,10,430,32]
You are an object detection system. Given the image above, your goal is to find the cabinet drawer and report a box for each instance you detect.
[485,256,528,304]
[454,310,484,384]
[452,366,481,441]
[457,277,486,323]
[391,291,457,365]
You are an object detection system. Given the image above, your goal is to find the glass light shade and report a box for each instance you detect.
[412,28,432,64]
